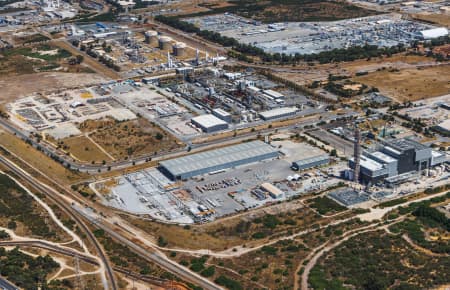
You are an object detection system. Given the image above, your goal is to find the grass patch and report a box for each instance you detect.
[313,230,449,289]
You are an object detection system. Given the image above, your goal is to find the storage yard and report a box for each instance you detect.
[94,139,339,223]
[185,13,448,55]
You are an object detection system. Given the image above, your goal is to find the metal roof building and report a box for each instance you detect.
[418,27,448,39]
[291,154,329,171]
[191,114,229,133]
[212,108,232,123]
[259,107,298,121]
[159,141,279,180]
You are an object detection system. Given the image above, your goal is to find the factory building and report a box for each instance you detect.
[212,108,232,123]
[417,27,448,40]
[291,154,330,171]
[260,182,283,199]
[191,114,229,133]
[159,140,279,180]
[435,119,450,135]
[263,89,284,99]
[259,107,298,121]
[349,138,446,185]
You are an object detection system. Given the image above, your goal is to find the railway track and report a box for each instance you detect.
[0,151,223,289]
[0,155,118,290]
[0,240,188,289]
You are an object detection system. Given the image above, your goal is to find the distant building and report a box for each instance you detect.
[349,138,446,185]
[159,140,279,180]
[191,114,228,133]
[212,108,232,123]
[291,154,330,171]
[435,119,450,135]
[417,27,449,40]
[259,107,298,121]
[260,182,283,199]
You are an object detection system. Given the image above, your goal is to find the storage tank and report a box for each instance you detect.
[158,36,172,50]
[144,30,158,45]
[173,42,187,56]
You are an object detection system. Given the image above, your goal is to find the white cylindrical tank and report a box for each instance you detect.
[144,30,158,45]
[158,36,172,50]
[173,42,187,56]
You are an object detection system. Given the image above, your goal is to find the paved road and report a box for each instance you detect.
[0,277,18,290]
[0,109,358,174]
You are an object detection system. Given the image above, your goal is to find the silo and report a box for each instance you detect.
[158,36,172,50]
[144,30,158,45]
[173,42,187,56]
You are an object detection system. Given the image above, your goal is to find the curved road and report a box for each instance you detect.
[0,155,118,290]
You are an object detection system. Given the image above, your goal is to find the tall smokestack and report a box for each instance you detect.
[353,125,361,183]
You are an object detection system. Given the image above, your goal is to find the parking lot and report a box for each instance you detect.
[185,13,440,55]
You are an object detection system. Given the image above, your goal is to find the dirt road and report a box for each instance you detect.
[52,39,121,80]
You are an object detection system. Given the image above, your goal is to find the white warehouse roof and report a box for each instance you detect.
[159,141,279,179]
[191,114,228,128]
[259,107,298,119]
[370,151,397,163]
[419,27,448,39]
[264,89,284,99]
[212,108,231,118]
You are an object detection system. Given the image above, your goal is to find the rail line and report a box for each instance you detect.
[0,241,188,289]
[0,155,118,290]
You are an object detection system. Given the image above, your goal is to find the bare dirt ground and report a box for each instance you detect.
[52,40,120,79]
[0,72,106,103]
[353,64,450,102]
[412,13,450,27]
[275,54,437,85]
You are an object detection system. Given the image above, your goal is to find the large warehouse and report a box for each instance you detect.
[191,114,229,133]
[259,107,298,121]
[159,140,279,180]
[291,154,330,171]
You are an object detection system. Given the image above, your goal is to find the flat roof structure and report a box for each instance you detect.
[263,89,284,99]
[370,151,397,164]
[212,108,232,123]
[159,140,279,180]
[260,182,283,198]
[437,119,450,133]
[259,107,298,121]
[292,154,329,170]
[191,114,228,133]
[360,155,384,172]
[419,27,448,39]
[213,108,231,118]
[386,138,428,152]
